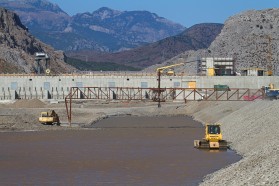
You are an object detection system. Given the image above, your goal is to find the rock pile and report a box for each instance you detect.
[185,100,279,186]
[10,99,46,108]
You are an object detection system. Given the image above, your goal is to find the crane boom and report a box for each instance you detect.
[156,59,198,75]
[156,63,185,72]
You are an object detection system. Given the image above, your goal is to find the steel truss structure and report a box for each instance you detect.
[65,87,264,125]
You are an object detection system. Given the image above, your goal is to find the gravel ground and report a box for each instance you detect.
[193,100,279,186]
[0,99,278,185]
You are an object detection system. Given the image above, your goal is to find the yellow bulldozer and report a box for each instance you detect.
[39,110,60,125]
[194,123,228,150]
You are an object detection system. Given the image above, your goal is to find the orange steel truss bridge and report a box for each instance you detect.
[65,87,264,125]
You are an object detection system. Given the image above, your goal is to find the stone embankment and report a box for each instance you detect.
[187,100,279,186]
[0,99,278,185]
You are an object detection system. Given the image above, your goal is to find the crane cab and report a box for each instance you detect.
[166,69,175,76]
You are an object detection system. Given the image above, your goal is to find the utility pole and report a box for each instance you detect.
[157,70,161,108]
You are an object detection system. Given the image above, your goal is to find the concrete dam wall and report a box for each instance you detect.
[0,74,278,100]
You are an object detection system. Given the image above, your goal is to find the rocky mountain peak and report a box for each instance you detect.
[0,0,66,13]
[0,7,27,31]
[93,7,122,20]
[0,0,70,32]
[26,0,63,12]
[0,0,185,52]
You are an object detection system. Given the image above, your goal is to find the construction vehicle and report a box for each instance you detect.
[214,84,230,91]
[156,63,185,76]
[194,123,228,150]
[263,83,279,100]
[39,110,60,125]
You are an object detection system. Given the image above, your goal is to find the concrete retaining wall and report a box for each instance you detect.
[0,74,278,100]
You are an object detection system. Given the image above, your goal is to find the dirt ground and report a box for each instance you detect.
[0,99,191,131]
[0,99,279,185]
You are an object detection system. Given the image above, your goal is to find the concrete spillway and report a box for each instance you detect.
[0,73,278,100]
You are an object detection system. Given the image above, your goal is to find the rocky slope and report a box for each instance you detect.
[209,9,279,74]
[0,0,70,32]
[190,100,279,186]
[153,8,279,75]
[66,23,223,70]
[0,0,185,52]
[0,7,75,74]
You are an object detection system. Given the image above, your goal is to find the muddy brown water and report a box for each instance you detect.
[0,116,241,186]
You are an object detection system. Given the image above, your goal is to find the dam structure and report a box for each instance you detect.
[0,73,277,101]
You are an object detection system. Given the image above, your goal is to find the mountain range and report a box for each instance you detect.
[155,8,279,75]
[1,0,277,75]
[66,23,223,70]
[0,0,185,52]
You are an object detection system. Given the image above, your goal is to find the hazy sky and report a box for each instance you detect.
[49,0,279,27]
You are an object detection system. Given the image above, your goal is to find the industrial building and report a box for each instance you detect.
[200,57,235,76]
[0,73,277,100]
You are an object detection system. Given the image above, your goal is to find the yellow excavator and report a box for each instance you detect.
[39,110,60,125]
[194,123,228,150]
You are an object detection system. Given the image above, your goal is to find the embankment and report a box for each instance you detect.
[184,101,279,186]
